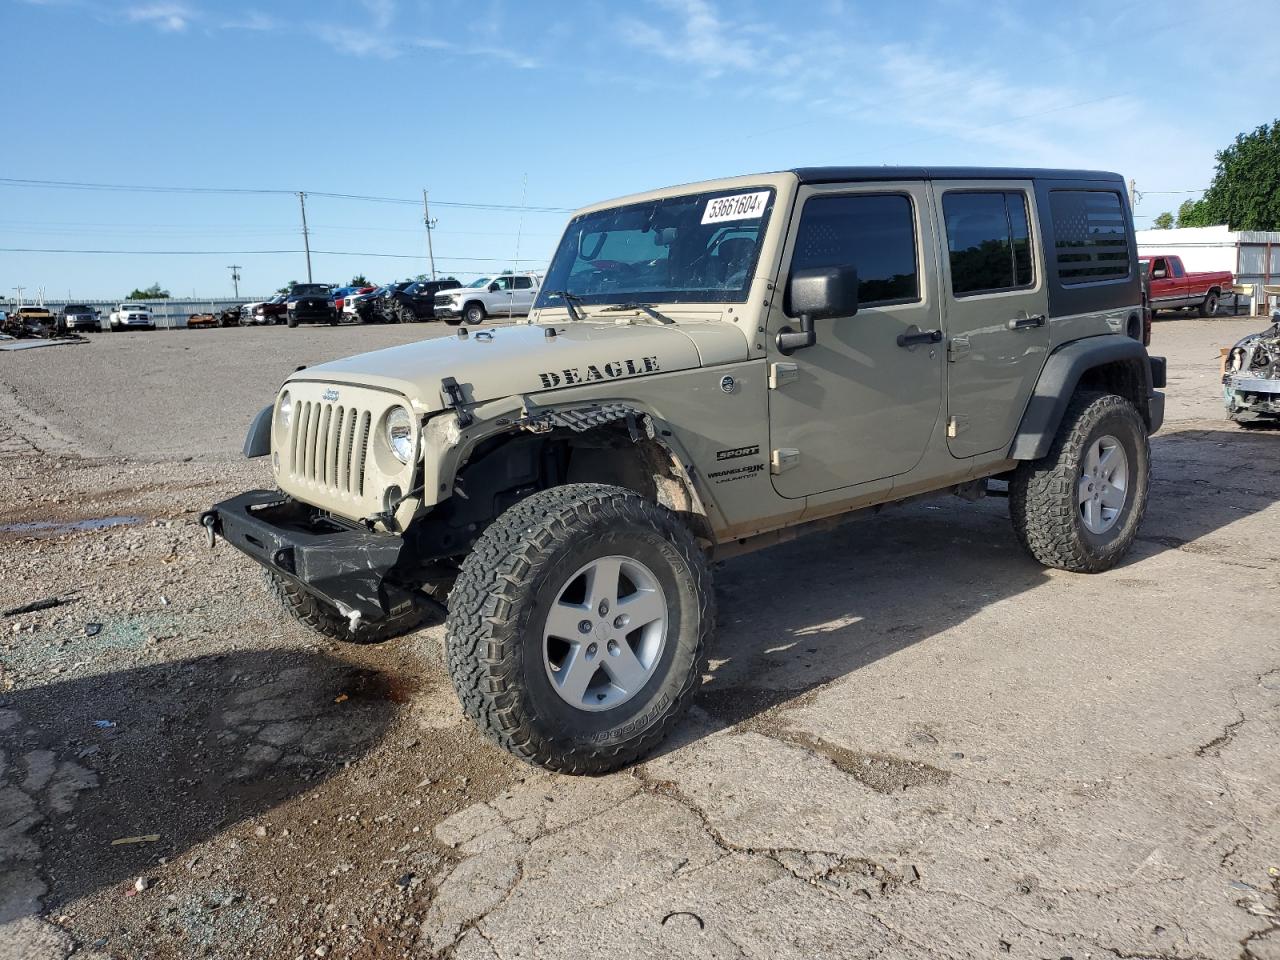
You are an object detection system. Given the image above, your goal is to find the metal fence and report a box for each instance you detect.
[0,297,274,330]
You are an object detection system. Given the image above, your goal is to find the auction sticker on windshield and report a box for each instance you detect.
[702,191,770,224]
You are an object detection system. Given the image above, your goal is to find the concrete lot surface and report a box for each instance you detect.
[1,317,1277,960]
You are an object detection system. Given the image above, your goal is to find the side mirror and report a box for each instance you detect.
[488,283,500,292]
[777,266,859,355]
[1152,268,1166,279]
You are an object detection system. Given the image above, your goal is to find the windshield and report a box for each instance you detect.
[291,284,330,296]
[536,187,775,309]
[1139,261,1150,277]
[466,277,491,288]
[65,305,90,312]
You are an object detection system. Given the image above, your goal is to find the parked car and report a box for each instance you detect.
[285,284,336,328]
[4,305,60,336]
[243,294,288,325]
[332,285,375,317]
[344,286,383,320]
[433,273,541,325]
[109,303,156,332]
[1138,255,1233,317]
[382,278,463,323]
[188,307,242,329]
[62,304,100,332]
[203,165,1164,774]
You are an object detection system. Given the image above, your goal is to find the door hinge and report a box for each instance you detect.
[769,361,799,389]
[947,336,970,362]
[947,416,969,438]
[771,448,800,474]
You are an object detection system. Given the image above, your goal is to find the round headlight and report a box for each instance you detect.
[385,406,414,463]
[277,391,292,429]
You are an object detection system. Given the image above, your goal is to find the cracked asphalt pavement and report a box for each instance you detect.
[1,319,1277,959]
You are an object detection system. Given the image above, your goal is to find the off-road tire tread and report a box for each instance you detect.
[265,570,426,644]
[1009,391,1149,573]
[446,483,712,774]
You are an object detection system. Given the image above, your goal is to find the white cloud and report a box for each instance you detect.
[619,0,757,77]
[221,9,277,31]
[126,2,194,31]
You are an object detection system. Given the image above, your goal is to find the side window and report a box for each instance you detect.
[1171,258,1185,278]
[941,191,1033,296]
[789,193,919,308]
[493,276,512,291]
[1049,190,1130,284]
[1152,257,1167,274]
[513,276,533,290]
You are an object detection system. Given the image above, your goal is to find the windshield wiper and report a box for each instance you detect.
[601,302,674,325]
[545,290,585,322]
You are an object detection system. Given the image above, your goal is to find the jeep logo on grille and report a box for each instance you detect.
[322,388,339,402]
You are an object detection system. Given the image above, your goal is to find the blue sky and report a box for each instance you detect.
[5,0,1276,300]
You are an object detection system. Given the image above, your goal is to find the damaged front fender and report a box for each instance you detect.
[1224,316,1280,425]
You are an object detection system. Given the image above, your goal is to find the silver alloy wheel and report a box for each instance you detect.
[542,555,668,712]
[1078,434,1129,534]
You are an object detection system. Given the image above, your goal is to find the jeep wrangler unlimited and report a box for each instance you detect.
[202,167,1166,774]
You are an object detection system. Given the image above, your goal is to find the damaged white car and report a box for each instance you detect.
[1224,314,1280,426]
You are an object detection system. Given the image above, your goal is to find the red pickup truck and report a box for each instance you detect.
[1138,254,1233,317]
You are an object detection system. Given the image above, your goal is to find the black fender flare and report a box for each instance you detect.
[1010,335,1159,461]
[243,404,272,458]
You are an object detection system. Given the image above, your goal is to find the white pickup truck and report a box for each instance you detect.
[433,273,542,325]
[108,303,156,332]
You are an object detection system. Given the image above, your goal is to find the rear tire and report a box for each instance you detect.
[1010,391,1150,573]
[1199,292,1219,317]
[264,570,430,644]
[445,484,712,774]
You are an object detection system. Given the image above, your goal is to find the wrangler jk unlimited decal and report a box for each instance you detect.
[708,462,765,484]
[538,356,660,389]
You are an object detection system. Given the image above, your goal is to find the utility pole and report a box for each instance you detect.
[423,189,437,280]
[1127,178,1138,210]
[298,191,313,283]
[227,264,242,298]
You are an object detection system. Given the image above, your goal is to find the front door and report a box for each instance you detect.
[932,181,1050,458]
[767,181,944,499]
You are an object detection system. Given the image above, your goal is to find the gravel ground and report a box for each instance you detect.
[1,316,1277,960]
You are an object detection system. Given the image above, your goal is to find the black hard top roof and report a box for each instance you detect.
[790,166,1123,185]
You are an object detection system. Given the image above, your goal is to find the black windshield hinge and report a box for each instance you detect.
[440,376,474,428]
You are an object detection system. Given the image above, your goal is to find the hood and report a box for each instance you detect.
[288,322,738,412]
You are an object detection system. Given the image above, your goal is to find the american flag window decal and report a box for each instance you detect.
[1050,190,1130,284]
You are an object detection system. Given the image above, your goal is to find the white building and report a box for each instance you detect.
[1136,225,1280,313]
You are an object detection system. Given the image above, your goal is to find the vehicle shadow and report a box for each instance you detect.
[675,426,1279,737]
[0,649,400,922]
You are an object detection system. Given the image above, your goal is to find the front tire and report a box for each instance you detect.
[446,484,712,774]
[463,303,486,326]
[265,570,429,643]
[1010,391,1150,573]
[286,314,298,328]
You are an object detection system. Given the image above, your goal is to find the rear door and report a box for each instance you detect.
[933,180,1050,458]
[511,275,536,314]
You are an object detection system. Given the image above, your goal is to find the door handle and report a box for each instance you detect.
[1007,314,1046,331]
[896,327,943,348]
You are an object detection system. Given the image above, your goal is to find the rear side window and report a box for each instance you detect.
[1049,190,1130,284]
[942,191,1033,296]
[1171,258,1185,278]
[513,276,533,290]
[790,193,919,307]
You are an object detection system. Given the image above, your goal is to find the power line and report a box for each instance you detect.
[0,177,574,213]
[0,247,547,262]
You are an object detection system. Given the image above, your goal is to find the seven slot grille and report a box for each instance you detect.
[289,401,372,496]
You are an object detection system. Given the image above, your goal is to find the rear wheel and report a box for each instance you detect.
[1199,292,1220,317]
[1010,391,1150,573]
[464,302,486,325]
[446,484,712,774]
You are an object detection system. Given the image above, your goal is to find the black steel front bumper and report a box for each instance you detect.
[200,491,411,622]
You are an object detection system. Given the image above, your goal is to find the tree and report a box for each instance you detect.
[1153,212,1174,230]
[127,283,170,300]
[1196,119,1280,230]
[350,274,369,286]
[1175,198,1212,228]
